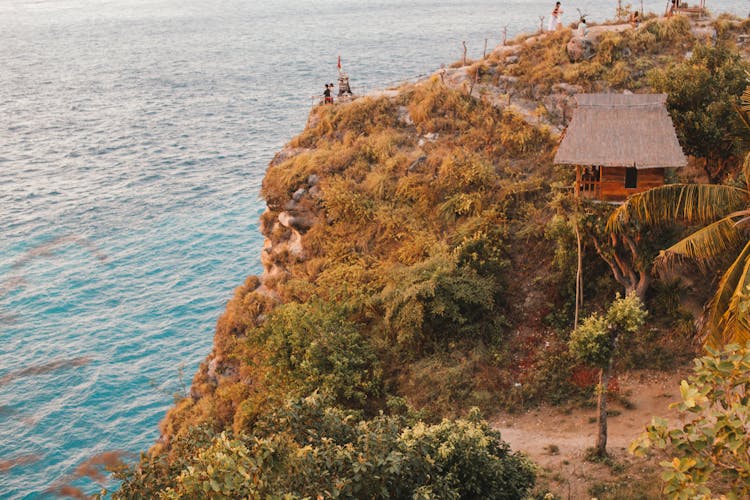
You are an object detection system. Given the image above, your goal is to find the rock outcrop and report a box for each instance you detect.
[566,36,596,62]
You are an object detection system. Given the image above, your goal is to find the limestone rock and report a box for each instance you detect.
[259,207,273,234]
[552,83,583,95]
[270,146,309,167]
[277,211,293,229]
[408,155,428,172]
[287,229,305,259]
[398,106,414,126]
[260,240,276,272]
[278,211,315,232]
[566,36,595,62]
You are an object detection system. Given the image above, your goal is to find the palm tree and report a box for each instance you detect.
[606,158,750,348]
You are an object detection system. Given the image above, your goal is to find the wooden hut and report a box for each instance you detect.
[554,94,687,202]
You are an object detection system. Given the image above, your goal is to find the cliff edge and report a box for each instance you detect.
[116,12,750,498]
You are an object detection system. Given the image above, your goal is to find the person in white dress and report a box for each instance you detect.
[548,2,563,31]
[577,17,587,37]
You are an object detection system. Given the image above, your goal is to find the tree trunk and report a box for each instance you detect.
[574,220,583,330]
[592,233,650,302]
[704,156,737,184]
[634,272,650,302]
[596,365,610,457]
[622,270,649,302]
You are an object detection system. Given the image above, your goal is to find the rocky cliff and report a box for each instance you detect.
[153,10,750,456]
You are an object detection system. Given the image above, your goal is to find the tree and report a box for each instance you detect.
[607,158,750,348]
[569,293,647,457]
[630,342,750,498]
[648,42,748,182]
[578,202,656,301]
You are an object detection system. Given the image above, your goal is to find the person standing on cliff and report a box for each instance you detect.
[630,10,640,27]
[667,0,679,17]
[577,16,588,37]
[548,2,563,31]
[323,83,332,104]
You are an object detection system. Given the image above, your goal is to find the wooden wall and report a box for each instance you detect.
[599,167,665,201]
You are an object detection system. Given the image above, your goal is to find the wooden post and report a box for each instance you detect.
[468,66,479,96]
[474,62,480,92]
[462,41,467,65]
[483,38,488,59]
[574,218,582,330]
[503,25,508,45]
[539,16,545,33]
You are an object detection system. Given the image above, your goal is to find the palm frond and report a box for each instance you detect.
[735,215,750,228]
[656,216,746,268]
[607,184,749,233]
[736,102,750,132]
[704,239,750,349]
[741,71,750,115]
[727,208,750,219]
[740,75,750,189]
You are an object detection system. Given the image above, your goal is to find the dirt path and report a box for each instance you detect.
[492,368,691,499]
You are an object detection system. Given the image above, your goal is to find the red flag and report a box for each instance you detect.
[337,55,341,70]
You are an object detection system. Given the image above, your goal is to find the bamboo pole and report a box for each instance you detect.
[574,165,583,330]
[574,220,582,330]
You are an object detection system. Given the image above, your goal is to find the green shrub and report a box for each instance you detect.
[378,252,499,348]
[399,348,512,417]
[631,343,750,497]
[119,395,536,499]
[525,342,588,406]
[259,301,383,408]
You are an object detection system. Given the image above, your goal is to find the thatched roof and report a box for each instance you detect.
[554,93,687,169]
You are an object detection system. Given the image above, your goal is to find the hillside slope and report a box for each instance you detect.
[117,13,750,498]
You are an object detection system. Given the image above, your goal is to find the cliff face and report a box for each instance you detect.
[154,78,562,447]
[157,151,325,445]
[154,14,750,450]
[106,13,750,498]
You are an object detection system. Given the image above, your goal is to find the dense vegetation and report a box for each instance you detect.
[631,342,750,498]
[118,395,535,499]
[116,14,750,498]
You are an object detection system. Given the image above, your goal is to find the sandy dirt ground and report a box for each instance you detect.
[492,368,692,499]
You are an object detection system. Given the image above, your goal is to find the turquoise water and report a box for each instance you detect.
[1,0,746,497]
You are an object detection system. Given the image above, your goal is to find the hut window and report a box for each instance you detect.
[625,167,638,188]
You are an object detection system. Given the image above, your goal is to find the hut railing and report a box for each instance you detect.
[578,179,601,199]
[575,165,601,199]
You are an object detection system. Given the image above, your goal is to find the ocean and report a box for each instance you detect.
[1,0,746,497]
